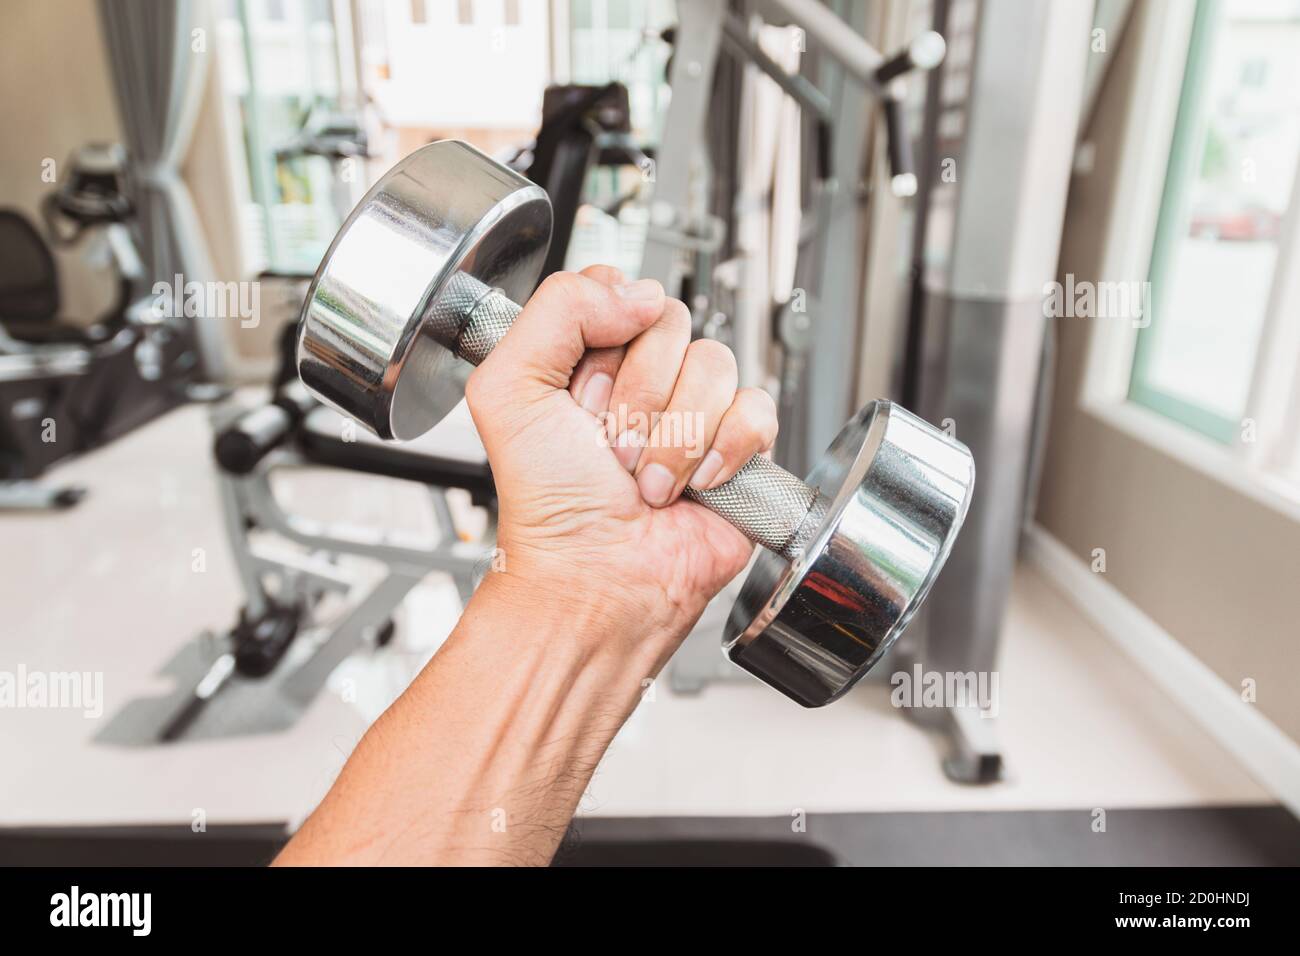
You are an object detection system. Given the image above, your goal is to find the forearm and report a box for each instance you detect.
[275,574,674,866]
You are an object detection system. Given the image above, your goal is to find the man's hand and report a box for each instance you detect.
[469,265,777,649]
[276,267,775,866]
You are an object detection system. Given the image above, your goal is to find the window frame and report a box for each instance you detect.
[1079,0,1300,522]
[1128,0,1300,448]
[1126,0,1241,444]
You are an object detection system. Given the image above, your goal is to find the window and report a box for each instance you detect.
[363,0,548,158]
[563,0,676,276]
[216,0,353,274]
[1129,0,1300,443]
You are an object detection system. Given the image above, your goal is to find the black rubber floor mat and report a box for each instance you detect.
[3,806,1297,866]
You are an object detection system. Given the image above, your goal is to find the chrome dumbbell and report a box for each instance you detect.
[297,140,974,706]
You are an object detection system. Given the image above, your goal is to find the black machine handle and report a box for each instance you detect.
[873,33,945,198]
[213,381,316,475]
[881,95,917,197]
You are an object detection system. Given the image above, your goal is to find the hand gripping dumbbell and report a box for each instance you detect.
[296,140,974,707]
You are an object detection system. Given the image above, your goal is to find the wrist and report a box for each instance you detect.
[470,551,688,660]
[287,557,671,866]
[434,570,671,763]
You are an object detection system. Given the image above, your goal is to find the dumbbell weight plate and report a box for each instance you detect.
[725,400,973,706]
[298,140,552,441]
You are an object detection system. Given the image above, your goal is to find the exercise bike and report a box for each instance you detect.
[98,309,498,745]
[0,143,193,510]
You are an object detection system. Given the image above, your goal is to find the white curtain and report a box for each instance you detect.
[97,0,226,380]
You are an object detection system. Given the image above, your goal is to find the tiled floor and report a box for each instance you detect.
[0,401,1273,828]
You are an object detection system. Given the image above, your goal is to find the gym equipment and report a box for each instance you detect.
[0,336,90,509]
[100,376,497,744]
[40,144,143,318]
[275,107,371,229]
[511,82,649,283]
[630,5,952,699]
[640,0,943,422]
[891,0,1091,781]
[295,141,974,707]
[0,144,192,511]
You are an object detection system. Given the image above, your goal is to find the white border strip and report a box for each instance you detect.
[1024,523,1300,816]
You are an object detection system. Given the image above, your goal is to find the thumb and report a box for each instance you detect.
[474,271,665,405]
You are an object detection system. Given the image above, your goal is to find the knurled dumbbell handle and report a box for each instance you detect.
[429,272,828,562]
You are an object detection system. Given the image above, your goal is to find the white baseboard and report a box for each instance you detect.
[1024,524,1300,817]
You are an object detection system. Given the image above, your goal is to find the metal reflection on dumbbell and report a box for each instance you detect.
[297,140,974,707]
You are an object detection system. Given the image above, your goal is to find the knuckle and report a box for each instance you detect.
[536,270,589,307]
[743,389,779,438]
[736,413,768,446]
[724,418,766,456]
[740,386,778,417]
[721,390,778,452]
[654,297,692,336]
[581,263,624,284]
[752,413,780,449]
[685,338,738,381]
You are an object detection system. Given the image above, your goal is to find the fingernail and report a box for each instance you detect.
[579,372,613,415]
[637,463,676,507]
[614,278,662,301]
[688,450,724,490]
[614,430,643,471]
